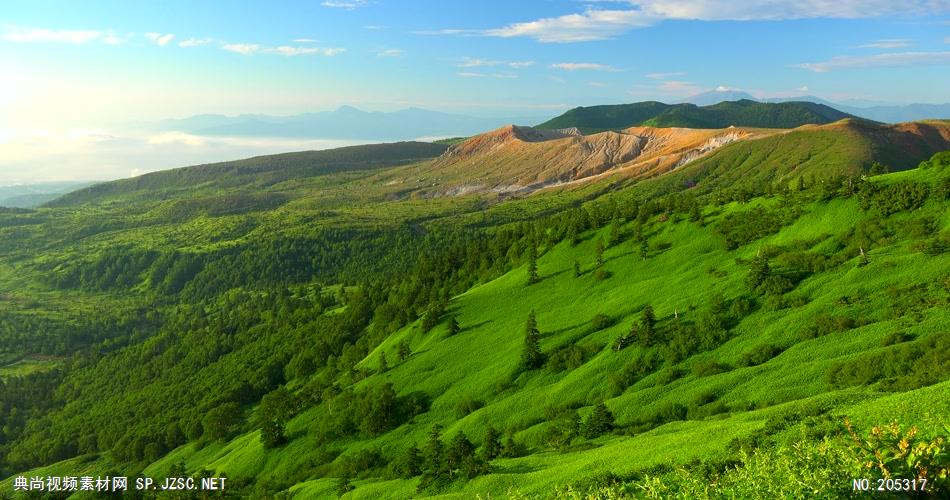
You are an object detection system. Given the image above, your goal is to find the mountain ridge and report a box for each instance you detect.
[536,100,855,133]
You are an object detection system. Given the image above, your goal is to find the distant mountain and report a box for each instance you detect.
[0,182,96,208]
[683,91,950,124]
[535,100,854,133]
[150,107,542,141]
[680,89,757,106]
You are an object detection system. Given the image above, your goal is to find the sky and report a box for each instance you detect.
[1,0,950,183]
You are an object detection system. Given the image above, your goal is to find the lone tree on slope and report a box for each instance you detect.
[521,311,544,370]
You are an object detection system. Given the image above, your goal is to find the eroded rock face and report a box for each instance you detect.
[426,125,766,196]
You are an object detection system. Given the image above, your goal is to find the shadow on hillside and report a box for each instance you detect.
[491,463,540,475]
[545,321,587,337]
[461,320,491,333]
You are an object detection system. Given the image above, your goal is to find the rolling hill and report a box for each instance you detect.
[535,100,855,133]
[47,141,448,207]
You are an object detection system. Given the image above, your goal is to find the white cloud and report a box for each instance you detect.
[508,61,535,68]
[376,48,404,57]
[2,27,105,44]
[796,51,950,72]
[859,38,912,49]
[487,9,653,42]
[223,43,344,56]
[147,131,206,146]
[715,85,741,92]
[145,32,175,46]
[550,62,618,71]
[179,37,213,47]
[222,43,260,55]
[456,72,517,79]
[321,0,367,8]
[588,81,608,87]
[363,25,388,30]
[268,46,321,56]
[293,38,318,43]
[458,57,503,67]
[478,1,950,43]
[101,32,125,45]
[646,71,686,79]
[797,85,810,92]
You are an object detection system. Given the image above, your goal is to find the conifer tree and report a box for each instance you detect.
[521,311,543,370]
[448,316,461,336]
[378,351,388,374]
[608,219,621,247]
[639,239,649,260]
[401,444,422,477]
[573,260,581,277]
[423,424,445,475]
[595,239,605,267]
[446,431,475,476]
[526,244,539,284]
[641,305,656,336]
[746,254,771,291]
[398,340,411,361]
[582,402,615,438]
[482,426,501,460]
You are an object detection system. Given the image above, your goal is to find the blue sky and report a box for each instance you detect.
[1,0,949,182]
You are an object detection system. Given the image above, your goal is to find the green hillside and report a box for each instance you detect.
[536,100,854,133]
[1,140,948,498]
[48,141,448,207]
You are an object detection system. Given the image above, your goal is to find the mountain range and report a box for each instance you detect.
[145,106,547,141]
[534,100,854,133]
[683,89,950,123]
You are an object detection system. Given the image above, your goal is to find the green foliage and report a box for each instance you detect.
[520,311,544,370]
[582,403,615,439]
[535,100,852,133]
[826,335,950,391]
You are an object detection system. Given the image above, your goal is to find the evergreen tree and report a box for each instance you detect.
[582,402,615,438]
[448,316,460,336]
[641,305,656,336]
[520,311,544,370]
[260,419,286,448]
[639,239,649,260]
[335,475,354,497]
[482,426,501,460]
[501,431,522,458]
[688,203,702,223]
[746,254,771,292]
[423,424,445,475]
[526,244,539,284]
[398,340,411,361]
[573,260,582,277]
[378,351,388,374]
[446,431,476,476]
[608,219,621,247]
[400,444,422,478]
[595,239,605,267]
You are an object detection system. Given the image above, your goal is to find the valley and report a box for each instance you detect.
[0,103,949,497]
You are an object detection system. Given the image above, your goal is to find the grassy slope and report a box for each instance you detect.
[7,167,941,498]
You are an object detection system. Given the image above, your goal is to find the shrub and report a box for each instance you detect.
[591,314,614,331]
[454,398,484,419]
[738,344,784,367]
